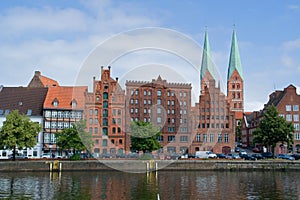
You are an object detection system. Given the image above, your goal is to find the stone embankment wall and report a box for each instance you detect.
[0,160,299,172]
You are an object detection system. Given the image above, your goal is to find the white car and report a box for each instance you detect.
[207,151,217,158]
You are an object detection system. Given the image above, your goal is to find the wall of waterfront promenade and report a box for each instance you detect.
[1,160,300,172]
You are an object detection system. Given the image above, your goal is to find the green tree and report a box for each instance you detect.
[0,110,41,160]
[236,119,242,143]
[55,120,93,158]
[253,105,294,155]
[130,121,162,153]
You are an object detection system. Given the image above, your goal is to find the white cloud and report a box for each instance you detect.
[0,1,161,87]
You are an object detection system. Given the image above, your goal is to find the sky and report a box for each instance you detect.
[0,0,300,111]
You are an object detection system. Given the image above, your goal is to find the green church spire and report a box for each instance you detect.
[228,30,243,80]
[200,31,216,82]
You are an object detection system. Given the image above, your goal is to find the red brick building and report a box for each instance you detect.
[190,31,239,154]
[125,75,192,154]
[242,84,300,153]
[85,66,126,157]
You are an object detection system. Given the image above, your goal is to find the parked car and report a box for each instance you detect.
[187,154,196,158]
[276,154,295,161]
[239,150,247,155]
[234,147,240,152]
[291,154,300,160]
[216,153,228,159]
[261,152,274,159]
[42,153,52,159]
[251,154,264,160]
[240,154,257,160]
[207,152,217,158]
[231,154,241,159]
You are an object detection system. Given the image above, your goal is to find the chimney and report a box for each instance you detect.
[35,71,41,77]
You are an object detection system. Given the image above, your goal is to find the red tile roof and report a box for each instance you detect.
[39,75,59,87]
[44,86,87,110]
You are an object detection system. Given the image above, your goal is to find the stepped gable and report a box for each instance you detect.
[0,87,48,116]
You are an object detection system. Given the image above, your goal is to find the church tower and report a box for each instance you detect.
[200,31,217,93]
[227,30,244,120]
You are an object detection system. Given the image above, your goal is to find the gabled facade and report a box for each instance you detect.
[191,31,237,154]
[28,71,60,88]
[125,75,192,154]
[242,84,300,153]
[43,86,87,157]
[86,66,126,157]
[0,87,48,159]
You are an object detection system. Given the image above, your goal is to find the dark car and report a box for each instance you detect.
[251,154,264,160]
[234,147,240,153]
[187,154,196,158]
[240,154,257,160]
[291,154,300,160]
[216,153,228,159]
[261,152,274,159]
[277,154,295,161]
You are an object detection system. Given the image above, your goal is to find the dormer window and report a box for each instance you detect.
[71,99,77,108]
[52,98,59,107]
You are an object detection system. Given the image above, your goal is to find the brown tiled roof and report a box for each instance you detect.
[39,76,59,87]
[43,86,87,110]
[27,71,59,88]
[0,87,48,116]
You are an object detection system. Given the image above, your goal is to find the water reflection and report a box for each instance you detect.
[0,171,299,200]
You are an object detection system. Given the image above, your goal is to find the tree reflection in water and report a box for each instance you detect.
[0,171,299,200]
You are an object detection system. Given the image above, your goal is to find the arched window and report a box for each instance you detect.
[103,92,108,100]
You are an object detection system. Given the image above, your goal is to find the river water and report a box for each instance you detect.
[0,171,299,200]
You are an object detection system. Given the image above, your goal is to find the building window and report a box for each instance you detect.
[224,134,229,143]
[167,91,170,97]
[203,134,207,142]
[294,115,299,122]
[180,136,188,142]
[210,134,214,142]
[45,110,51,117]
[196,133,201,142]
[89,118,93,125]
[157,136,163,142]
[112,127,116,133]
[135,99,138,104]
[167,100,170,105]
[144,100,147,105]
[103,92,108,100]
[103,139,107,147]
[171,91,175,97]
[218,133,222,143]
[286,114,292,122]
[286,105,292,111]
[157,99,161,105]
[171,100,175,106]
[45,122,50,129]
[294,123,300,131]
[95,109,98,115]
[168,127,175,132]
[130,108,134,114]
[94,118,98,125]
[157,117,161,123]
[144,90,147,96]
[168,135,175,142]
[94,127,98,134]
[148,91,151,96]
[295,133,300,140]
[53,100,59,107]
[171,118,175,124]
[279,114,285,118]
[293,105,299,111]
[135,90,138,95]
[148,100,151,104]
[157,90,161,96]
[102,127,108,135]
[103,101,108,108]
[130,99,134,104]
[157,108,161,114]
